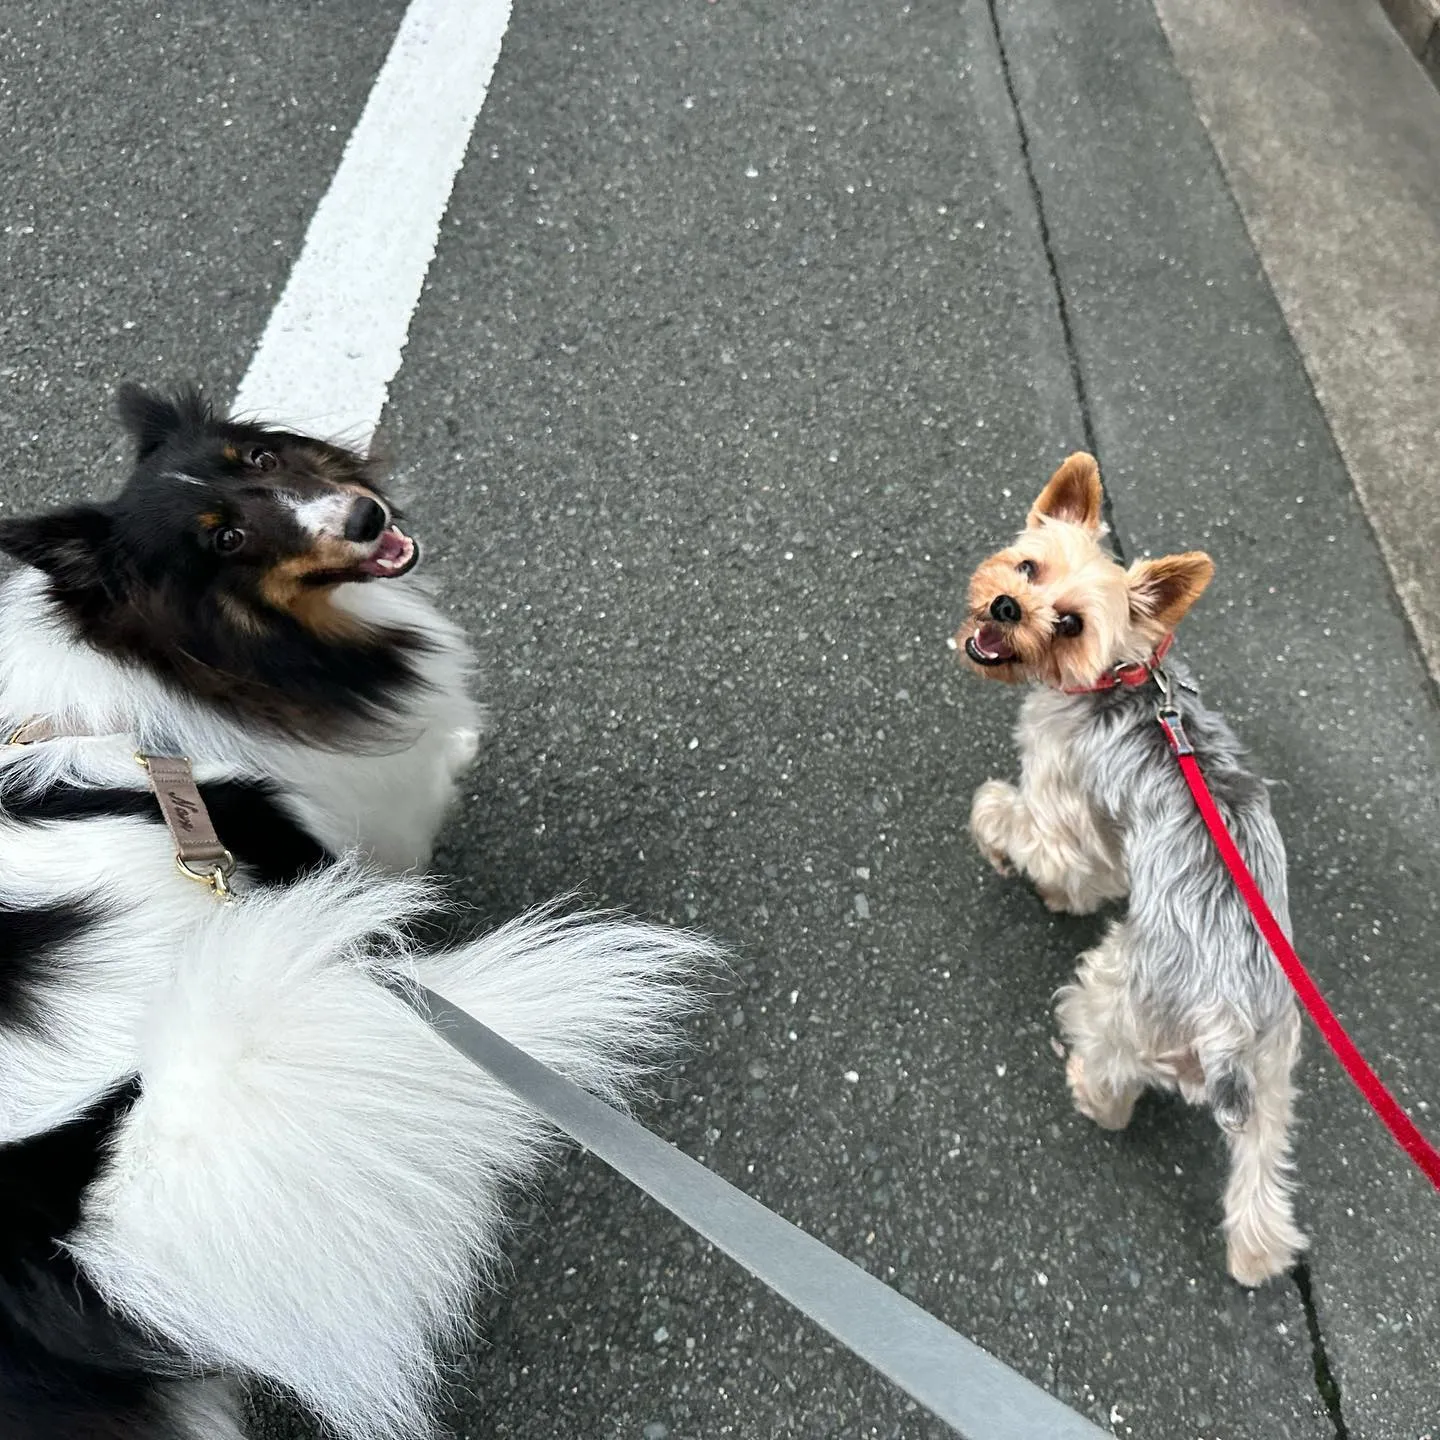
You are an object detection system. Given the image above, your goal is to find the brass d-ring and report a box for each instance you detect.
[176,850,237,901]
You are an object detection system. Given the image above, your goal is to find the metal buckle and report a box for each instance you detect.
[176,851,237,901]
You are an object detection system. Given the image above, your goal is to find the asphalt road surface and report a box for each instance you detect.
[2,2,1436,1437]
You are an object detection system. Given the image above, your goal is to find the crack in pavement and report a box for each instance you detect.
[978,0,1125,561]
[1294,1260,1351,1439]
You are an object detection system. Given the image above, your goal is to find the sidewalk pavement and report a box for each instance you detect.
[357,0,1435,1434]
[0,0,1435,1436]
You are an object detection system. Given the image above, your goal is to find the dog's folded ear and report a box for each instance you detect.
[115,383,213,460]
[1028,452,1104,531]
[1128,551,1215,630]
[0,505,113,591]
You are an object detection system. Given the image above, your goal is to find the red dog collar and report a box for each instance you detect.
[1062,633,1175,695]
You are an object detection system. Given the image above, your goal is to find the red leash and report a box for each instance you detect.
[1155,700,1440,1190]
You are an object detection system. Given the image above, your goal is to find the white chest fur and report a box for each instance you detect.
[0,566,485,871]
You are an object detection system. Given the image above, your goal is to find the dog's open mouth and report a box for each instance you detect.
[357,525,419,580]
[964,622,1018,667]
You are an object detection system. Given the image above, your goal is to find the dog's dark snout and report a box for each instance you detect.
[344,496,387,544]
[989,594,1022,624]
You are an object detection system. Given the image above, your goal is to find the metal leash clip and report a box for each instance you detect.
[1151,667,1194,756]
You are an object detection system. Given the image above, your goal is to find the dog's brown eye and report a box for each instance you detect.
[1016,558,1038,581]
[213,527,246,555]
[1055,612,1083,637]
[247,447,278,472]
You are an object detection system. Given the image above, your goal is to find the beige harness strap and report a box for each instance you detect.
[5,714,235,901]
[5,715,62,745]
[136,754,236,899]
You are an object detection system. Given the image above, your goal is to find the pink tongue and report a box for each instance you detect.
[373,527,407,563]
[976,622,1016,659]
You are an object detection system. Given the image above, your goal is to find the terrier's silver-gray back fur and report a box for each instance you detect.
[1064,662,1294,1061]
[970,656,1307,1287]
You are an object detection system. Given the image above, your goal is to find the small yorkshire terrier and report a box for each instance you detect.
[958,453,1305,1287]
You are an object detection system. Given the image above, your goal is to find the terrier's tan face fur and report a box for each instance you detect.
[956,453,1215,690]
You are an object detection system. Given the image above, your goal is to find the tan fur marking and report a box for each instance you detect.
[258,547,367,639]
[218,592,267,637]
[285,586,368,640]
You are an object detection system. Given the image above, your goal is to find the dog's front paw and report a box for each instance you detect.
[447,726,481,773]
[1066,1053,1136,1131]
[1036,881,1106,916]
[969,779,1019,875]
[1037,882,1074,913]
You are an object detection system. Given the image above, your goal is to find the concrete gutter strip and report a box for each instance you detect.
[1155,0,1440,684]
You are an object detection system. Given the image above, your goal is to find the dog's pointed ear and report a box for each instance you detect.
[115,383,212,460]
[1128,552,1215,630]
[0,506,113,590]
[1027,452,1104,531]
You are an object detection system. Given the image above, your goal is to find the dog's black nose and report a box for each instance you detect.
[344,496,387,544]
[989,594,1022,624]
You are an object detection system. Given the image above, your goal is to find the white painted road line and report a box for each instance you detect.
[232,0,512,448]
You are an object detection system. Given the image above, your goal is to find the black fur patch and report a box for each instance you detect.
[0,1364,201,1440]
[0,1084,140,1294]
[0,1081,205,1440]
[5,779,331,887]
[1207,1067,1255,1133]
[0,1268,211,1440]
[0,903,95,1034]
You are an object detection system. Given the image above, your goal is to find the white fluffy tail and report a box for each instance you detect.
[68,864,716,1440]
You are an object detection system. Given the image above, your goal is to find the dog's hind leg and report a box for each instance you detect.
[1054,922,1149,1129]
[1220,1020,1307,1287]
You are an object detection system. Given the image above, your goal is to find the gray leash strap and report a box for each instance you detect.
[402,986,1106,1440]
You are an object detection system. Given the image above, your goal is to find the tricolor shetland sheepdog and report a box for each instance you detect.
[0,386,710,1440]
